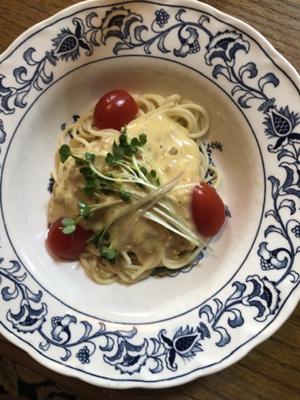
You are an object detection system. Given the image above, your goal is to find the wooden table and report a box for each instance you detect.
[0,1,299,399]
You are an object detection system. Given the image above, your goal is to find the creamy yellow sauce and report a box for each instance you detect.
[96,113,201,255]
[127,113,202,202]
[49,112,200,234]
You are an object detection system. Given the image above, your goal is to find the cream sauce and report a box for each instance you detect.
[127,113,201,202]
[49,113,200,247]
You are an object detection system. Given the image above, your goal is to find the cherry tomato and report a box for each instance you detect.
[191,182,225,237]
[93,89,138,130]
[46,219,92,261]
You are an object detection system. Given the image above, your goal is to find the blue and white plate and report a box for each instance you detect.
[0,0,299,388]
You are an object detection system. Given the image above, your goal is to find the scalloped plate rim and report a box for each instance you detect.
[0,0,299,389]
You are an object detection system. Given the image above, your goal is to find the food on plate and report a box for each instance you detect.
[46,90,225,284]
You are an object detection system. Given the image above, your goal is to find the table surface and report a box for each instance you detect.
[0,0,299,399]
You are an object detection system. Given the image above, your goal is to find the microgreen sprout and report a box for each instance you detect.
[58,131,201,264]
[100,247,118,263]
[61,218,76,234]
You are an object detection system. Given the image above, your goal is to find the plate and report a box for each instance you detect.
[0,0,299,389]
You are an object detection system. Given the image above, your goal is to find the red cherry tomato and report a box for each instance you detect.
[46,219,92,261]
[191,182,225,237]
[93,89,138,130]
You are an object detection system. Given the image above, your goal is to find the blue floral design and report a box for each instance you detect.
[0,259,47,333]
[155,9,170,28]
[174,26,200,57]
[0,4,299,379]
[52,19,92,61]
[257,165,300,285]
[50,315,76,343]
[0,119,6,143]
[0,49,54,115]
[76,346,91,364]
[258,242,290,271]
[205,30,250,67]
[242,276,280,322]
[263,106,300,150]
[1,6,298,146]
[292,225,300,238]
[0,257,285,374]
[203,30,300,150]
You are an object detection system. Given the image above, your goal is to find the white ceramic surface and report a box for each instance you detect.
[0,0,299,388]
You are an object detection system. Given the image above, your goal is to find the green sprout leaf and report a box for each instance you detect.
[119,133,128,146]
[105,132,147,166]
[61,217,75,226]
[100,246,117,263]
[83,181,96,197]
[119,187,131,201]
[113,141,125,158]
[130,137,139,153]
[78,201,92,218]
[150,169,157,178]
[61,217,76,234]
[62,225,76,234]
[138,133,147,146]
[59,145,72,163]
[105,153,119,166]
[140,166,148,176]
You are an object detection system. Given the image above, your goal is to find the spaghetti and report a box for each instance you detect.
[47,93,221,284]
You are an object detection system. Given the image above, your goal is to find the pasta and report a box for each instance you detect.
[47,93,221,284]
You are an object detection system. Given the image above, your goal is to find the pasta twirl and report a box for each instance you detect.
[48,93,221,284]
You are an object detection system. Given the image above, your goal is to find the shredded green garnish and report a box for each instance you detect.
[59,130,201,264]
[61,217,76,234]
[100,246,118,263]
